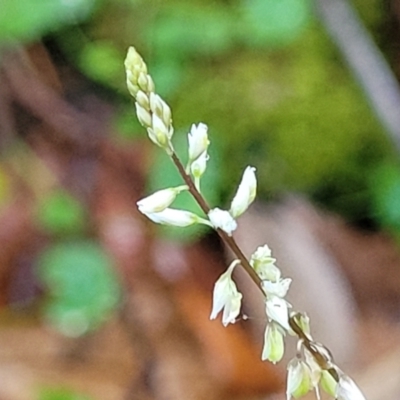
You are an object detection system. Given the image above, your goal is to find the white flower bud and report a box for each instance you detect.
[136,90,150,110]
[149,113,170,147]
[292,313,311,338]
[210,260,242,326]
[125,47,147,75]
[262,322,285,363]
[188,123,209,162]
[250,244,281,281]
[286,359,312,400]
[336,375,366,400]
[208,208,237,236]
[125,47,148,97]
[141,208,201,227]
[266,296,291,331]
[138,72,150,92]
[230,166,257,218]
[135,103,152,127]
[190,151,209,179]
[137,185,188,214]
[262,278,292,298]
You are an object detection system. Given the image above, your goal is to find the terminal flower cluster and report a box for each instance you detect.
[125,46,366,400]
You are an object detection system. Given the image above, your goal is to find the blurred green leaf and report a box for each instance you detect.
[370,163,400,230]
[38,386,93,400]
[78,40,124,87]
[145,3,234,94]
[239,0,312,47]
[36,189,86,236]
[37,241,120,337]
[0,0,98,44]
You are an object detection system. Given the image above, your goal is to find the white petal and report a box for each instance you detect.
[137,186,187,214]
[336,375,366,400]
[250,245,281,281]
[188,123,209,162]
[262,278,292,298]
[266,297,290,331]
[230,166,257,218]
[208,208,237,236]
[143,208,199,227]
[221,290,242,326]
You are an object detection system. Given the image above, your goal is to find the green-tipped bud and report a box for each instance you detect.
[149,93,172,127]
[138,72,154,93]
[292,313,311,338]
[125,47,148,97]
[262,322,285,363]
[286,359,312,400]
[136,90,150,110]
[320,370,337,397]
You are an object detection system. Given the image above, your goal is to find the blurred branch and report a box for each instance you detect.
[315,0,400,152]
[2,48,102,151]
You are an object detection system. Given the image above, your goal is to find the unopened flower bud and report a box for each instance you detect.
[230,166,257,218]
[125,47,148,97]
[142,208,203,227]
[262,322,285,363]
[191,151,209,179]
[137,185,188,214]
[138,72,149,91]
[320,370,337,398]
[135,103,152,127]
[208,208,237,236]
[136,90,150,110]
[286,359,312,400]
[292,313,311,338]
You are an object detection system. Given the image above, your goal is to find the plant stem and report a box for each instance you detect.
[171,150,338,380]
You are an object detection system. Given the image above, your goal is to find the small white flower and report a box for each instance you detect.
[210,260,242,326]
[336,375,366,400]
[262,278,292,298]
[230,166,257,218]
[137,185,188,214]
[286,359,312,400]
[262,322,285,363]
[266,296,291,331]
[141,208,201,227]
[208,208,237,236]
[250,245,281,281]
[191,151,209,179]
[188,123,209,162]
